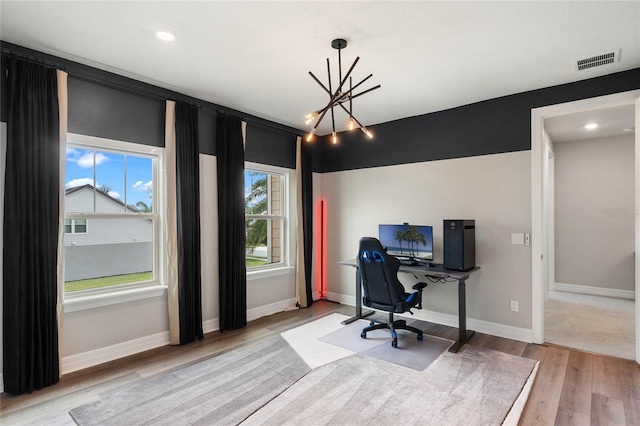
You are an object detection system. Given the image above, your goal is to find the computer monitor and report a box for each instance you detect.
[378,223,434,261]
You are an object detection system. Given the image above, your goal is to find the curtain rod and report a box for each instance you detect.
[1,42,304,137]
[1,47,66,72]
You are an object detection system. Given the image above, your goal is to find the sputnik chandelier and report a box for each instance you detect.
[305,38,380,144]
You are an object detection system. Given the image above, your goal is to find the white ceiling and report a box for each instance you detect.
[545,104,635,143]
[1,1,639,137]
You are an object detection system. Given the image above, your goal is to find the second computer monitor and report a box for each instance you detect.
[378,223,434,261]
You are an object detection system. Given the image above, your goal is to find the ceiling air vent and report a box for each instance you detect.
[576,50,619,71]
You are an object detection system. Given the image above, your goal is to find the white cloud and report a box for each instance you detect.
[107,191,121,200]
[66,147,80,159]
[132,180,153,192]
[76,152,108,168]
[66,178,94,189]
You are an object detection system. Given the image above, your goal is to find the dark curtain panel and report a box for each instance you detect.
[175,102,203,343]
[301,141,314,307]
[216,115,247,331]
[3,58,60,395]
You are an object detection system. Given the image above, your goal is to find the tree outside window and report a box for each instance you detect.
[244,168,285,269]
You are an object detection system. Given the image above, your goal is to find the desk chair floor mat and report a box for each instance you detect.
[318,319,453,371]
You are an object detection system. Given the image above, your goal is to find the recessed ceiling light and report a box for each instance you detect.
[584,123,598,130]
[156,30,176,42]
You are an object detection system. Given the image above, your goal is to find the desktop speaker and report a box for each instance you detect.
[443,220,475,271]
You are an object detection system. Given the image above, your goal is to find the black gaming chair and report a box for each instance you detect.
[357,237,427,348]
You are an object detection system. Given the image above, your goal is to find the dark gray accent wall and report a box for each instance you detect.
[246,122,297,169]
[2,42,639,173]
[1,41,302,168]
[317,68,640,173]
[68,77,165,147]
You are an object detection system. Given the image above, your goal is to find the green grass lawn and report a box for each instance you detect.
[246,258,268,267]
[66,259,268,292]
[65,271,153,292]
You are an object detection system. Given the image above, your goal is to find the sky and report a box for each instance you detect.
[66,148,264,211]
[65,147,153,209]
[244,170,266,208]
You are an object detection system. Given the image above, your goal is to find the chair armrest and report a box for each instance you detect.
[411,282,427,309]
[412,282,427,291]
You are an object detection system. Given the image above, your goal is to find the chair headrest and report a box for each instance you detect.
[360,249,384,263]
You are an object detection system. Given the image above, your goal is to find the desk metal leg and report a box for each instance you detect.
[448,277,475,353]
[341,268,375,325]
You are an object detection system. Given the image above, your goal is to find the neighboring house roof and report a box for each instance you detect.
[65,184,141,213]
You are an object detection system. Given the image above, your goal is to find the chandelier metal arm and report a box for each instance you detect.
[309,74,377,116]
[343,73,373,96]
[333,56,360,100]
[309,71,329,95]
[348,84,381,101]
[336,101,363,127]
[327,58,336,137]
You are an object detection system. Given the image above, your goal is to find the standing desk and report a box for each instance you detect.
[337,259,480,353]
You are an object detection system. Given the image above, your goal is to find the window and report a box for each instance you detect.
[64,134,162,295]
[64,218,88,234]
[245,165,287,270]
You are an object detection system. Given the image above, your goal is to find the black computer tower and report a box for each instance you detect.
[443,220,475,271]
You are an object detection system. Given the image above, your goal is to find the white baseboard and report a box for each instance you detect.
[326,292,533,343]
[60,298,298,376]
[326,291,355,307]
[203,318,220,334]
[61,330,170,375]
[247,298,298,322]
[555,282,635,300]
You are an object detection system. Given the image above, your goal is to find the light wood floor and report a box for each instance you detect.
[1,300,639,425]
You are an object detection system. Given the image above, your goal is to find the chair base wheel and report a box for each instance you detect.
[417,334,423,341]
[391,339,398,348]
[361,331,367,339]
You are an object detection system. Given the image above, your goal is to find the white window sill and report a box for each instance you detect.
[247,266,294,281]
[64,285,168,313]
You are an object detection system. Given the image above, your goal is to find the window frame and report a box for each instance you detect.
[65,218,88,234]
[244,162,289,273]
[63,133,165,306]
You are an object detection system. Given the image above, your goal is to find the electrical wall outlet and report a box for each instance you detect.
[511,233,524,245]
[510,300,519,312]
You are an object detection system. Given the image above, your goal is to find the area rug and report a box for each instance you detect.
[243,345,537,426]
[69,334,310,426]
[70,313,538,426]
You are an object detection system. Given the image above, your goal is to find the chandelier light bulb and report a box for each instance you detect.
[361,127,373,138]
[305,112,318,125]
[348,117,355,131]
[306,128,316,142]
[332,132,337,144]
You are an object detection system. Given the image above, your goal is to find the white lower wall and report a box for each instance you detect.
[320,151,533,331]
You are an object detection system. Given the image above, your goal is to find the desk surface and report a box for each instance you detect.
[338,259,479,280]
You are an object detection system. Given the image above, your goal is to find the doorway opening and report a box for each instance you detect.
[531,90,640,363]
